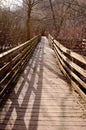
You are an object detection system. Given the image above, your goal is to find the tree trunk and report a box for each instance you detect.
[26,17,30,40]
[26,2,31,40]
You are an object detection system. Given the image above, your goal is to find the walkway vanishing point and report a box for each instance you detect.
[0,37,86,130]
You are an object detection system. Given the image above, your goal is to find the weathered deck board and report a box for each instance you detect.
[0,37,86,130]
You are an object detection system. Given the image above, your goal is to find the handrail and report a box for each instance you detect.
[48,34,86,102]
[0,35,41,100]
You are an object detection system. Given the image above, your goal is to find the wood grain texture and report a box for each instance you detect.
[48,34,86,102]
[0,37,86,130]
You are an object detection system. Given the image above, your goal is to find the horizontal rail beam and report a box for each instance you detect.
[48,34,86,102]
[0,35,41,100]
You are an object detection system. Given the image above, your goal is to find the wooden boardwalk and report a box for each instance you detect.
[0,37,86,130]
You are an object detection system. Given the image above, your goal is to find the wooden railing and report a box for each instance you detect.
[0,35,41,100]
[49,34,86,102]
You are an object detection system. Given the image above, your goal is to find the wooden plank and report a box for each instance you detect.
[0,35,40,62]
[54,48,86,102]
[0,53,21,76]
[49,34,86,102]
[54,43,86,78]
[0,35,40,98]
[0,37,86,130]
[54,46,86,89]
[54,39,86,64]
[48,34,86,64]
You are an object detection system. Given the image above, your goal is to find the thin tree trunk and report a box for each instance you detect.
[26,17,30,40]
[26,0,31,40]
[49,0,58,36]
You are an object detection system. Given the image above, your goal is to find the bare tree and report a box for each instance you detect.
[23,0,43,40]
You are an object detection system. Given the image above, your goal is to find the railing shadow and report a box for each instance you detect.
[44,62,67,82]
[0,37,45,130]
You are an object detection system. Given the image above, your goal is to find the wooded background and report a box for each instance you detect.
[0,0,86,55]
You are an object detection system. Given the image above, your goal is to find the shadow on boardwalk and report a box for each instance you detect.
[0,37,85,130]
[0,38,45,130]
